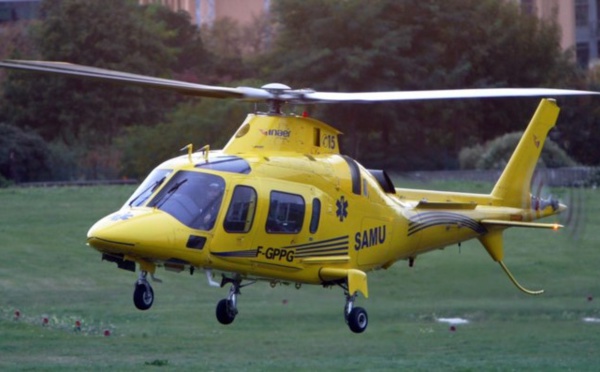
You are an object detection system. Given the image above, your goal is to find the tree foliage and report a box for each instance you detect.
[144,5,213,82]
[2,0,180,145]
[0,0,221,180]
[117,99,249,178]
[553,66,600,166]
[258,0,582,170]
[1,0,597,182]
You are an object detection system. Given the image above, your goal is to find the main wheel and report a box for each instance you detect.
[347,307,368,333]
[216,299,237,325]
[133,283,154,310]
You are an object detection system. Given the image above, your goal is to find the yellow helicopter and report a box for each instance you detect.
[1,60,597,333]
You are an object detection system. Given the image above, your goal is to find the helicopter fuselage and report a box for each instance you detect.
[87,110,560,296]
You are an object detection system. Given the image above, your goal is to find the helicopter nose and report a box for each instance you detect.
[87,209,177,253]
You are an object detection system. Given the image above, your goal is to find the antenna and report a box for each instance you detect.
[180,143,193,163]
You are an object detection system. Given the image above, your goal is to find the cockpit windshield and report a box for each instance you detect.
[147,171,225,231]
[124,168,172,208]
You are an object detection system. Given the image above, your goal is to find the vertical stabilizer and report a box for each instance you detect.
[491,99,560,208]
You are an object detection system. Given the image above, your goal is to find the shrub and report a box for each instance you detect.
[459,131,577,170]
[0,123,52,182]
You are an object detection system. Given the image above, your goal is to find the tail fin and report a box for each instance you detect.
[491,99,560,208]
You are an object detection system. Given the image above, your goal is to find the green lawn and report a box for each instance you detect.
[1,184,599,371]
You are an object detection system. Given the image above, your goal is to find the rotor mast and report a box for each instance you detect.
[261,83,291,114]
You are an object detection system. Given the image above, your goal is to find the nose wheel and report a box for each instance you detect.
[133,271,154,310]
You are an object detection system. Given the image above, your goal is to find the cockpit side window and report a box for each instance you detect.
[147,171,225,231]
[224,186,257,233]
[266,191,305,234]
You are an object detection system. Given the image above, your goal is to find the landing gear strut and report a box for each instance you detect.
[215,276,254,325]
[216,276,242,324]
[344,292,368,333]
[216,280,239,324]
[133,271,154,310]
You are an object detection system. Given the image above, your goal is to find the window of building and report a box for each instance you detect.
[520,0,535,16]
[577,42,590,68]
[266,191,305,234]
[576,0,589,26]
[0,1,40,22]
[224,186,257,233]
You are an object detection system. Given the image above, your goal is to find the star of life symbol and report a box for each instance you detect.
[336,196,348,222]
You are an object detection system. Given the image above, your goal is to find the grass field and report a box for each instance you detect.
[1,182,599,371]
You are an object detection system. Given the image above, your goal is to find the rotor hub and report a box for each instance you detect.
[261,83,292,114]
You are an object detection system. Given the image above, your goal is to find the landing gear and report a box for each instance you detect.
[344,292,368,333]
[133,271,154,310]
[215,276,255,325]
[216,276,241,325]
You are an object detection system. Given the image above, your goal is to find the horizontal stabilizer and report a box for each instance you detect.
[482,219,562,230]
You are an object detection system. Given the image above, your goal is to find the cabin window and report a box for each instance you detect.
[224,186,257,233]
[266,191,305,234]
[309,198,321,234]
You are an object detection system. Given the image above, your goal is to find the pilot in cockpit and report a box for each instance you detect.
[200,182,223,229]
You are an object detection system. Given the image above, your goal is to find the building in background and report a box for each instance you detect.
[513,0,600,68]
[138,0,270,27]
[573,0,600,67]
[4,0,600,68]
[516,0,576,53]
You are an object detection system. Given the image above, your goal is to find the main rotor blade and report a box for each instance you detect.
[301,88,600,103]
[0,60,272,100]
[2,59,598,104]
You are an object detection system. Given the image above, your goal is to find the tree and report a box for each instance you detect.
[553,66,600,166]
[2,0,180,144]
[257,0,581,170]
[117,99,249,178]
[143,4,214,82]
[0,0,214,179]
[0,20,38,82]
